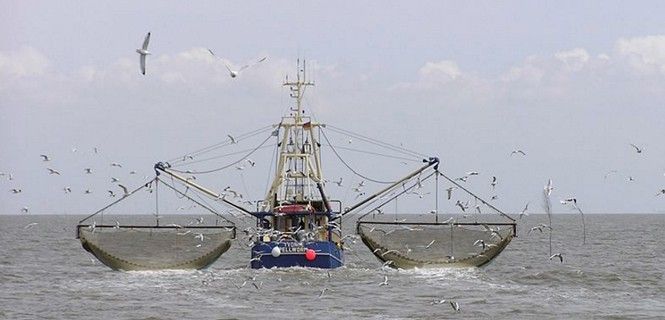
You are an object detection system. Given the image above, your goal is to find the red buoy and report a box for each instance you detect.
[305,249,316,261]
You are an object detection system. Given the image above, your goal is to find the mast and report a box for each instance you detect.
[265,60,325,211]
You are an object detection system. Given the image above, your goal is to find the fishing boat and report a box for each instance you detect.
[77,60,516,271]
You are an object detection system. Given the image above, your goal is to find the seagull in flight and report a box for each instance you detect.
[511,149,526,156]
[208,49,267,78]
[21,206,29,214]
[40,154,51,161]
[47,168,60,175]
[629,143,643,154]
[656,189,665,196]
[544,179,554,196]
[334,177,343,187]
[84,168,93,174]
[63,186,72,193]
[110,162,123,168]
[227,134,237,144]
[549,253,564,263]
[11,188,22,194]
[519,202,529,219]
[118,184,129,196]
[378,275,389,286]
[445,187,456,200]
[136,32,151,75]
[490,176,497,190]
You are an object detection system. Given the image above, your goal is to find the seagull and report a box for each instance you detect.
[656,189,665,196]
[511,149,526,156]
[118,184,129,196]
[455,200,467,212]
[449,301,461,312]
[445,187,456,200]
[136,32,151,75]
[334,177,343,187]
[195,233,205,241]
[425,239,436,249]
[111,177,120,183]
[378,275,389,286]
[84,189,93,194]
[63,186,72,193]
[455,176,468,182]
[207,49,267,78]
[227,134,237,144]
[252,281,263,290]
[246,159,256,167]
[84,168,93,174]
[110,162,123,168]
[381,260,394,268]
[549,253,564,263]
[490,176,497,190]
[47,168,60,175]
[629,143,643,154]
[24,222,38,229]
[21,206,29,214]
[544,179,554,196]
[519,202,529,219]
[107,190,116,197]
[466,171,479,176]
[129,170,137,175]
[40,154,51,161]
[11,189,22,194]
[318,288,327,298]
[473,239,487,250]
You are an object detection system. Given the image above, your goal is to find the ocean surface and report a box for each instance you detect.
[1,214,664,319]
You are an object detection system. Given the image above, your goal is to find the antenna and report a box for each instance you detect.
[283,60,315,123]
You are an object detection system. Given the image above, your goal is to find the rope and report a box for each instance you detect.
[320,128,396,184]
[157,177,236,225]
[171,144,275,168]
[326,125,427,159]
[437,171,516,222]
[167,124,274,164]
[320,144,420,162]
[169,134,274,175]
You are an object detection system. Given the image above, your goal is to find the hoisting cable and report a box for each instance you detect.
[168,133,274,175]
[437,171,516,222]
[320,144,421,163]
[320,128,397,184]
[167,124,274,164]
[326,124,428,159]
[78,177,156,223]
[171,144,275,168]
[157,177,236,225]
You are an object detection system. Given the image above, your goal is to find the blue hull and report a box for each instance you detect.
[250,241,344,269]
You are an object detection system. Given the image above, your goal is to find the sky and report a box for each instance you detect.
[1,1,665,215]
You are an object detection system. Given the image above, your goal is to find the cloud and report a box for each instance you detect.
[418,60,461,82]
[0,46,50,77]
[615,35,665,74]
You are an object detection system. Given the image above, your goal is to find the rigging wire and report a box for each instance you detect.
[320,144,421,162]
[320,128,397,184]
[326,124,428,159]
[172,144,276,168]
[167,124,274,164]
[169,133,274,175]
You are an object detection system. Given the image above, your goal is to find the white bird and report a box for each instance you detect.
[549,253,564,263]
[11,189,22,194]
[111,177,120,183]
[466,171,479,176]
[246,159,256,167]
[655,189,665,196]
[378,275,388,286]
[334,177,343,187]
[629,143,643,154]
[318,288,327,298]
[110,162,123,168]
[40,154,51,161]
[136,32,151,75]
[207,49,267,78]
[24,222,38,229]
[519,202,529,219]
[425,239,436,249]
[227,134,237,144]
[449,301,461,312]
[84,189,93,194]
[63,186,72,193]
[47,168,60,175]
[544,179,554,196]
[490,176,497,190]
[107,190,116,197]
[195,233,205,241]
[129,170,137,175]
[21,206,29,213]
[118,184,129,196]
[84,168,93,174]
[473,239,487,250]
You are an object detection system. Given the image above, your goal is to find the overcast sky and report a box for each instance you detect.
[1,1,664,215]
